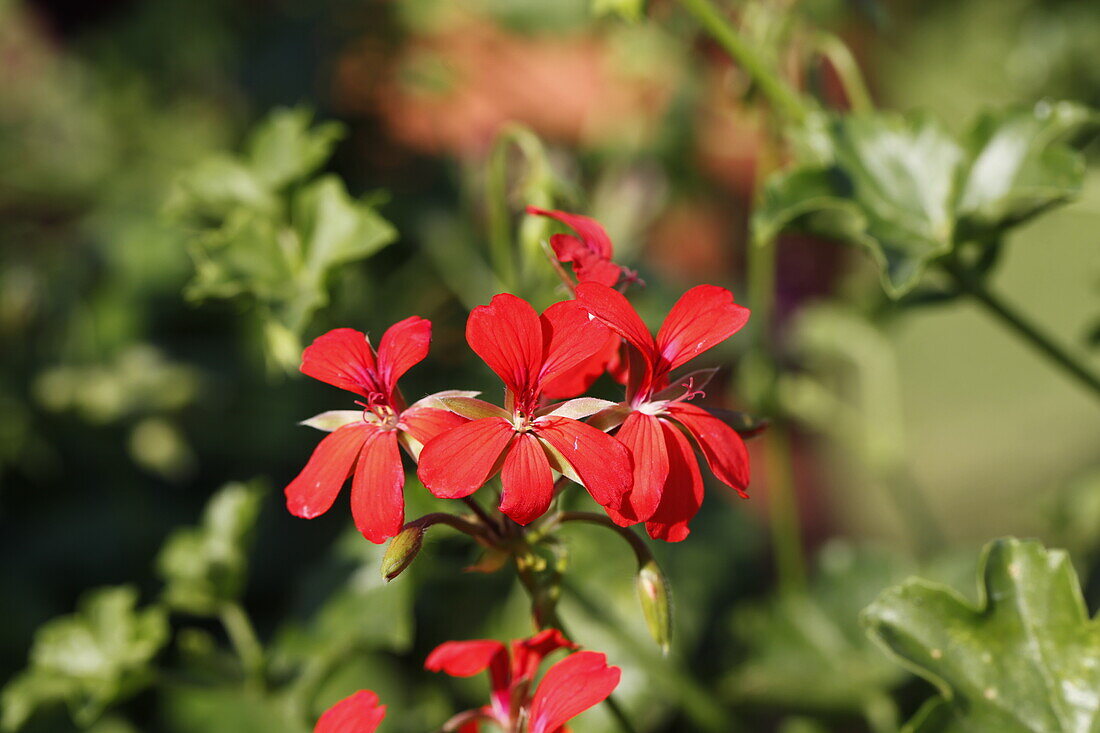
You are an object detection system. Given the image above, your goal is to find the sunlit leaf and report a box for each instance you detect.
[863,537,1100,732]
[245,108,344,190]
[592,0,646,22]
[956,101,1099,240]
[754,103,1098,299]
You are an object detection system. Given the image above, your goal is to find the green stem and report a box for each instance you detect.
[942,260,1100,399]
[679,0,807,122]
[764,424,807,591]
[487,139,516,291]
[811,32,873,113]
[220,601,265,691]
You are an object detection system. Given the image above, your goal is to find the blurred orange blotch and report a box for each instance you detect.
[646,201,739,283]
[335,18,673,157]
[694,67,770,199]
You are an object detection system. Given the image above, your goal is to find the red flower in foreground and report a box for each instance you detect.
[576,283,752,541]
[426,629,620,733]
[285,319,467,543]
[417,294,633,525]
[315,690,386,733]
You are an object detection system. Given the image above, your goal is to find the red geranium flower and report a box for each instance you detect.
[525,206,633,288]
[525,207,634,399]
[426,629,621,733]
[576,283,752,541]
[417,294,632,525]
[285,319,467,543]
[315,689,386,733]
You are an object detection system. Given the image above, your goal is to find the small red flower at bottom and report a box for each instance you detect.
[426,629,620,733]
[315,690,386,733]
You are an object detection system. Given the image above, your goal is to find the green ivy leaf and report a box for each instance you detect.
[863,537,1100,732]
[753,103,1098,299]
[727,543,911,712]
[157,481,264,616]
[1,587,168,730]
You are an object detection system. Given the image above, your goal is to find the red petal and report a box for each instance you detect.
[538,300,611,389]
[510,629,576,683]
[541,333,620,400]
[613,412,669,523]
[655,285,750,372]
[314,690,386,733]
[534,417,632,509]
[548,233,588,263]
[574,283,655,360]
[466,293,543,397]
[398,406,468,446]
[645,419,704,542]
[300,329,382,399]
[425,640,511,719]
[573,255,624,287]
[350,429,405,544]
[665,402,750,497]
[526,207,614,259]
[376,316,431,395]
[499,434,555,525]
[528,652,621,733]
[417,417,514,499]
[285,424,369,519]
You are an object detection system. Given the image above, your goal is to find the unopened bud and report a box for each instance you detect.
[380,525,425,582]
[636,559,671,653]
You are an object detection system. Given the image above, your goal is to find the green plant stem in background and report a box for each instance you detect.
[487,138,517,292]
[942,260,1100,399]
[763,425,808,592]
[220,601,265,692]
[679,0,807,123]
[811,32,873,113]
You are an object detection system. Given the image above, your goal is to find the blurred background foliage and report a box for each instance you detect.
[0,0,1098,730]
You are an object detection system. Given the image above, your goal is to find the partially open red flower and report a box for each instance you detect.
[525,206,633,288]
[426,629,620,733]
[576,283,752,541]
[315,689,386,733]
[525,207,635,399]
[417,294,632,525]
[285,319,467,543]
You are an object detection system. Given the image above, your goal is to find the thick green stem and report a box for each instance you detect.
[679,0,807,123]
[942,261,1100,399]
[220,601,265,691]
[487,140,516,291]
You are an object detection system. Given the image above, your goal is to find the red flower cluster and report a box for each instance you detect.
[314,631,619,732]
[284,210,751,543]
[426,629,620,733]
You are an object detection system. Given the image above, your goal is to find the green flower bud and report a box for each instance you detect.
[636,559,671,653]
[380,525,425,582]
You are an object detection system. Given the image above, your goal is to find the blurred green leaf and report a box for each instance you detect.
[956,101,1098,240]
[162,686,305,733]
[1,587,168,731]
[754,103,1098,298]
[728,543,910,714]
[244,109,344,191]
[863,537,1100,732]
[170,108,397,370]
[157,481,264,616]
